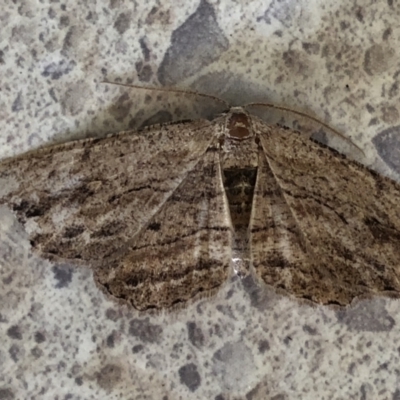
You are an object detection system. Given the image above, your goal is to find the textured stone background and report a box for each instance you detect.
[1,1,400,399]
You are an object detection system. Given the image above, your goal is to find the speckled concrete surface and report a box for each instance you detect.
[1,1,400,399]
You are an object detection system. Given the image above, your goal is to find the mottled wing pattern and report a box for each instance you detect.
[0,120,218,269]
[252,121,400,305]
[250,149,334,302]
[4,105,400,310]
[95,145,233,310]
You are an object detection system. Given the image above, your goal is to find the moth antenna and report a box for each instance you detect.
[245,102,365,156]
[101,80,230,109]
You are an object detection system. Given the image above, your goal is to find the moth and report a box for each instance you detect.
[1,106,400,311]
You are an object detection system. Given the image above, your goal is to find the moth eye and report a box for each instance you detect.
[126,277,140,287]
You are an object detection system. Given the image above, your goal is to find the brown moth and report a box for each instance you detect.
[1,106,400,311]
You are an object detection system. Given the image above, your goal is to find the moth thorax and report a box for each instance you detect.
[221,135,259,170]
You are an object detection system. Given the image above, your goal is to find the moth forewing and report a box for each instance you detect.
[1,106,400,310]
